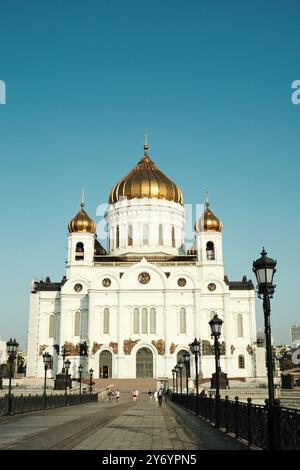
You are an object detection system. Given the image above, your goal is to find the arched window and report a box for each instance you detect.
[206,241,215,260]
[150,307,156,334]
[103,308,109,334]
[209,311,218,335]
[128,224,133,246]
[99,350,112,378]
[158,224,163,245]
[133,308,140,334]
[74,311,81,336]
[143,224,149,245]
[210,311,217,321]
[75,242,84,260]
[237,314,243,337]
[238,355,245,369]
[49,314,54,338]
[116,226,120,249]
[142,307,148,334]
[179,307,186,334]
[172,226,176,248]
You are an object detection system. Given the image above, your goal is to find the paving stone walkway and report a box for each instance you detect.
[0,395,249,450]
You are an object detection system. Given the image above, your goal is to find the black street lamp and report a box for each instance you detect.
[78,364,83,402]
[6,338,18,414]
[89,368,94,395]
[61,345,67,373]
[189,338,201,396]
[172,368,176,392]
[209,314,223,428]
[174,365,179,393]
[253,247,277,450]
[42,352,52,410]
[177,361,183,395]
[184,355,190,395]
[64,359,71,406]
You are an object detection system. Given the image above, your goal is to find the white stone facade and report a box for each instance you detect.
[26,156,265,383]
[0,339,7,365]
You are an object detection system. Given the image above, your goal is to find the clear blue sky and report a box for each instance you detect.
[0,0,299,349]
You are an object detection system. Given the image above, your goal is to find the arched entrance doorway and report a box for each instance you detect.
[177,350,190,379]
[99,350,112,378]
[136,347,153,378]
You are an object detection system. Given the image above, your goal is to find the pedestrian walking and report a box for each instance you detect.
[116,389,120,403]
[108,388,113,403]
[154,390,158,402]
[135,389,139,400]
[158,388,163,406]
[132,389,137,401]
[148,390,153,401]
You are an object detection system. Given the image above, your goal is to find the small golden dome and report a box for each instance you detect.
[68,196,96,234]
[109,143,183,205]
[195,196,222,233]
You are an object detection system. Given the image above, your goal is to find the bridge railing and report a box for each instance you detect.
[171,392,300,450]
[0,392,98,417]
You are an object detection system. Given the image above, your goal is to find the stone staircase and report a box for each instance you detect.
[90,378,164,394]
[280,390,300,409]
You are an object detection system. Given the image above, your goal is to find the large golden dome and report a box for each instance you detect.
[68,196,96,234]
[195,196,222,233]
[109,144,183,205]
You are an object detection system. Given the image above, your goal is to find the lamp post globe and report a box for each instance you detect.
[6,338,19,414]
[6,338,18,356]
[253,248,277,450]
[190,338,201,355]
[208,314,223,428]
[209,313,223,339]
[43,351,52,367]
[253,248,276,297]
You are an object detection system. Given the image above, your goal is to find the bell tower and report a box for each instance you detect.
[66,191,96,272]
[195,192,224,278]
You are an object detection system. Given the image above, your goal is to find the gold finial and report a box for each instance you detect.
[205,189,209,208]
[81,189,85,207]
[144,129,149,153]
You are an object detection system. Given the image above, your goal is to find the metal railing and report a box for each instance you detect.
[0,392,98,417]
[171,393,300,450]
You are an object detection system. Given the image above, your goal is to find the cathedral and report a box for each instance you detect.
[26,141,266,383]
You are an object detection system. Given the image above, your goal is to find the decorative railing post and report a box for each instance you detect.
[247,398,253,447]
[234,396,239,438]
[202,394,206,418]
[209,392,213,422]
[273,399,281,450]
[225,395,229,433]
[198,395,202,417]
